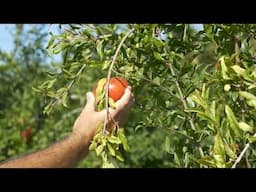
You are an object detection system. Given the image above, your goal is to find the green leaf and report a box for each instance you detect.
[47,78,57,89]
[231,65,252,81]
[137,67,144,78]
[201,83,210,100]
[96,40,104,60]
[225,105,241,137]
[153,38,165,48]
[239,91,256,101]
[62,91,68,108]
[164,136,170,153]
[152,77,161,86]
[115,151,124,162]
[32,86,41,93]
[118,129,130,151]
[102,162,115,168]
[107,143,115,156]
[231,65,246,76]
[62,68,73,77]
[46,91,56,98]
[197,156,215,167]
[108,97,116,109]
[248,84,256,89]
[231,92,239,102]
[213,134,226,167]
[102,60,111,70]
[46,36,55,50]
[224,144,237,159]
[56,88,67,96]
[95,144,104,156]
[209,100,216,119]
[248,136,256,143]
[108,135,122,144]
[53,42,68,54]
[239,91,256,108]
[120,46,128,59]
[89,141,97,151]
[247,100,256,108]
[70,62,82,72]
[96,78,107,98]
[102,161,115,168]
[153,52,164,61]
[219,56,231,80]
[238,122,253,133]
[185,109,215,124]
[188,90,208,109]
[43,103,54,115]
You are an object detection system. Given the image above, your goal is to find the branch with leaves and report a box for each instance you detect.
[89,28,135,168]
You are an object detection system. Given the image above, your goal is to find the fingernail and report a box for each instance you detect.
[87,92,93,99]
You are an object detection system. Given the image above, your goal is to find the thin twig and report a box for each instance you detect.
[165,62,196,131]
[165,62,206,163]
[111,68,178,98]
[44,63,87,115]
[102,28,135,135]
[231,132,256,168]
[183,24,188,41]
[245,149,251,168]
[234,35,241,64]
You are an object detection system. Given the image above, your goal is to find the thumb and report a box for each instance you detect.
[85,92,95,111]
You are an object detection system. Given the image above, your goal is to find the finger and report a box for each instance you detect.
[97,86,134,121]
[98,107,117,121]
[84,92,95,111]
[115,87,133,110]
[98,97,134,122]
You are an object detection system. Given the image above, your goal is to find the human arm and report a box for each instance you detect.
[0,87,134,168]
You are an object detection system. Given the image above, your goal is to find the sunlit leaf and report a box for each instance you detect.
[153,52,164,61]
[238,122,253,133]
[225,105,241,137]
[188,90,208,109]
[108,135,122,144]
[62,91,68,107]
[107,143,115,156]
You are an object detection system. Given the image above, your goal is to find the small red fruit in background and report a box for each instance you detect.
[21,128,33,142]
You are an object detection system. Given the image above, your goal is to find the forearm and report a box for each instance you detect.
[0,132,90,168]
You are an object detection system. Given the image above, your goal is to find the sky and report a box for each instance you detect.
[0,24,203,62]
[0,24,62,63]
[0,24,15,52]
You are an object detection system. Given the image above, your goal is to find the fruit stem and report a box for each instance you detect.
[102,28,135,135]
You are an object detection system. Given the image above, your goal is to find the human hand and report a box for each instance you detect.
[73,86,134,141]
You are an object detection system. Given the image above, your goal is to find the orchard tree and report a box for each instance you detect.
[34,24,256,168]
[3,24,256,168]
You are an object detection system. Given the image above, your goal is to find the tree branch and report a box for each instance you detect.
[165,62,206,162]
[165,62,196,131]
[232,132,256,168]
[102,28,135,135]
[111,68,178,98]
[44,63,87,115]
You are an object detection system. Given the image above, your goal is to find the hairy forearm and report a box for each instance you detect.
[0,132,90,168]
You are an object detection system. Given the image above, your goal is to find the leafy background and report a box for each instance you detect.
[1,24,256,168]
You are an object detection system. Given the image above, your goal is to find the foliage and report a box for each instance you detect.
[2,24,256,168]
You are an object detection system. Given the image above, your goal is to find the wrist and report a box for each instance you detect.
[71,129,94,147]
